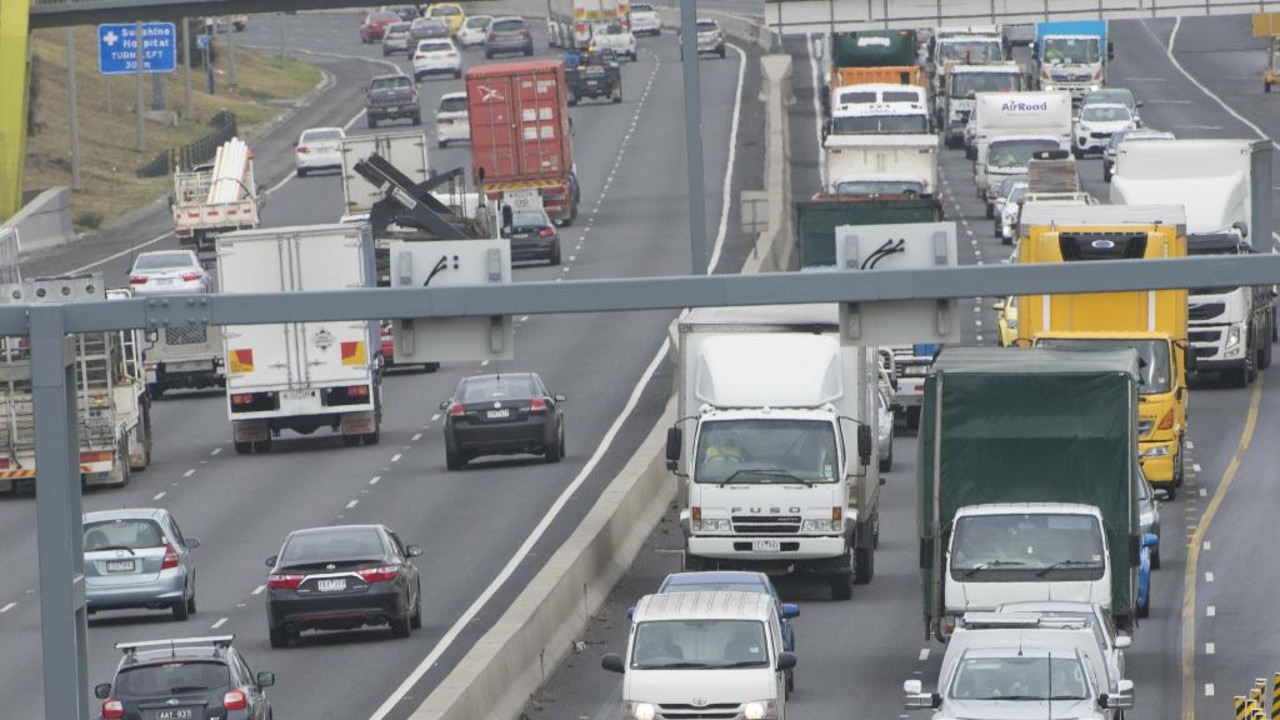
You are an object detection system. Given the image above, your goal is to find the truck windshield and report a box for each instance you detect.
[952,73,1022,97]
[831,113,929,135]
[1042,37,1101,64]
[832,180,926,196]
[950,513,1105,574]
[987,139,1061,168]
[695,419,839,485]
[1034,338,1171,394]
[939,40,1002,63]
[950,656,1090,701]
[631,619,769,669]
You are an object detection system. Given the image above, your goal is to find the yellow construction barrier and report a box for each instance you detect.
[1238,695,1252,720]
[0,0,32,221]
[1271,671,1280,720]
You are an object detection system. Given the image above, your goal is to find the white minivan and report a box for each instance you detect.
[602,591,795,720]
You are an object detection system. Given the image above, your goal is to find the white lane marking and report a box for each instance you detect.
[1205,571,1214,583]
[211,447,222,456]
[370,476,381,485]
[1143,99,1194,104]
[210,617,228,629]
[808,33,825,187]
[1199,487,1208,497]
[346,499,359,510]
[252,584,266,596]
[918,648,929,662]
[0,602,15,613]
[182,469,195,478]
[370,343,674,720]
[1205,683,1215,696]
[1185,441,1194,449]
[1193,463,1202,473]
[430,413,441,422]
[480,359,490,367]
[1206,642,1216,655]
[1206,605,1216,617]
[1172,124,1224,130]
[1203,540,1211,550]
[411,433,422,442]
[390,453,402,463]
[152,491,166,500]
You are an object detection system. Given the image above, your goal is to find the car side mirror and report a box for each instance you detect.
[257,671,276,688]
[601,653,625,673]
[265,555,278,568]
[439,400,451,410]
[665,426,682,469]
[94,683,112,699]
[776,651,797,671]
[406,544,425,557]
[1115,634,1132,650]
[781,602,800,619]
[1135,100,1144,107]
[857,424,872,467]
[1101,679,1135,710]
[554,393,567,402]
[625,605,635,619]
[184,538,200,550]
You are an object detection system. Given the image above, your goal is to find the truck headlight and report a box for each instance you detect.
[1043,82,1056,90]
[1225,324,1243,352]
[1141,445,1169,458]
[625,702,657,720]
[743,700,779,719]
[695,518,732,533]
[801,518,841,533]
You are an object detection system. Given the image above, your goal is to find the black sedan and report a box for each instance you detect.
[440,372,566,470]
[265,524,423,648]
[502,207,562,265]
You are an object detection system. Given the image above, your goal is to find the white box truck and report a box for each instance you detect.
[216,223,382,453]
[971,91,1072,200]
[1111,138,1276,386]
[823,133,938,197]
[668,305,881,600]
[341,130,431,216]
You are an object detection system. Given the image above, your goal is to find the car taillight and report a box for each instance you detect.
[538,227,555,238]
[521,29,531,37]
[366,93,375,104]
[102,700,124,719]
[179,271,202,281]
[224,690,248,711]
[529,397,547,412]
[161,544,180,570]
[488,32,498,41]
[296,145,310,154]
[415,53,425,60]
[268,573,304,589]
[358,565,400,583]
[128,276,147,285]
[449,402,465,416]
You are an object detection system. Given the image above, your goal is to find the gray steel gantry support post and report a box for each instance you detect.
[31,304,91,720]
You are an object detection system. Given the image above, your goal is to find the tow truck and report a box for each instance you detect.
[564,49,622,105]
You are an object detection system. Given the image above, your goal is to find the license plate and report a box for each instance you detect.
[317,578,347,592]
[486,408,510,419]
[504,189,541,210]
[156,277,176,285]
[105,559,135,573]
[153,709,194,720]
[752,539,781,552]
[169,360,213,373]
[386,106,399,112]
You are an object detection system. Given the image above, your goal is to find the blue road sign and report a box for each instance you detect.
[197,34,210,50]
[98,22,177,75]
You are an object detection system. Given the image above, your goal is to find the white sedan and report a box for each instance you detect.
[435,91,470,148]
[591,22,637,61]
[1072,103,1137,157]
[293,126,345,177]
[128,250,211,295]
[413,38,462,81]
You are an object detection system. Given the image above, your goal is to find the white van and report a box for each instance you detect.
[602,591,796,719]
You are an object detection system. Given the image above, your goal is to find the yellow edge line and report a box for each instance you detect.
[1182,371,1266,720]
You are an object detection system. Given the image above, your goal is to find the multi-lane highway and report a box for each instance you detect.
[0,9,757,719]
[522,13,1280,720]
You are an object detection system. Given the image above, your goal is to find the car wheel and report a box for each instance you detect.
[984,203,993,219]
[879,442,892,472]
[343,434,361,447]
[410,583,423,629]
[438,139,447,149]
[1151,544,1162,571]
[368,116,379,129]
[786,669,794,695]
[524,45,533,56]
[549,243,562,266]
[411,113,422,126]
[485,50,493,59]
[454,69,462,79]
[445,445,466,471]
[1136,594,1150,619]
[269,625,290,649]
[390,603,412,638]
[1103,166,1112,183]
[544,432,563,463]
[254,436,272,454]
[612,85,622,103]
[718,47,726,58]
[234,441,252,455]
[296,168,307,178]
[172,593,190,622]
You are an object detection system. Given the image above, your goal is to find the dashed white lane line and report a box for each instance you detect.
[1186,440,1194,450]
[411,433,422,442]
[252,585,266,596]
[1193,463,1202,473]
[1206,605,1216,617]
[210,448,221,456]
[182,469,195,478]
[1205,683,1215,697]
[390,453,402,463]
[211,617,228,630]
[430,413,441,422]
[1203,540,1211,550]
[152,492,166,500]
[1206,642,1216,655]
[918,648,930,661]
[345,500,359,510]
[370,476,381,485]
[0,602,15,613]
[1205,571,1214,583]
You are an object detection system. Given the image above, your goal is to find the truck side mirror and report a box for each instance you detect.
[665,426,682,470]
[1183,346,1197,374]
[1107,40,1115,60]
[857,424,872,467]
[776,652,797,671]
[601,653,625,674]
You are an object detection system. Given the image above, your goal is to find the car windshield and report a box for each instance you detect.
[1043,36,1101,64]
[695,419,839,485]
[133,252,194,271]
[1034,337,1171,394]
[84,519,166,551]
[115,662,229,697]
[987,139,1061,168]
[939,40,1001,63]
[950,656,1090,701]
[631,620,769,669]
[950,513,1105,572]
[371,76,410,91]
[439,96,468,113]
[831,113,929,135]
[510,210,549,227]
[460,375,538,402]
[832,179,926,196]
[302,129,343,143]
[279,528,385,566]
[952,72,1022,97]
[1081,106,1130,123]
[1006,185,1027,203]
[492,19,524,31]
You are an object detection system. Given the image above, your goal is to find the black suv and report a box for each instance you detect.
[95,635,275,720]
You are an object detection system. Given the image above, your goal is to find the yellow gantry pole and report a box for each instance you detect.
[0,0,32,221]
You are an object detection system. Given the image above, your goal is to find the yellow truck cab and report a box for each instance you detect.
[1016,204,1191,497]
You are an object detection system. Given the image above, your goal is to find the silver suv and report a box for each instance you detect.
[681,18,725,59]
[83,507,201,622]
[485,16,533,58]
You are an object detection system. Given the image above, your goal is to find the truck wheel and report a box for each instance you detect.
[254,437,272,454]
[905,407,921,432]
[343,434,361,447]
[567,90,578,107]
[1259,336,1273,370]
[829,568,853,600]
[362,427,380,445]
[854,546,874,585]
[234,441,252,455]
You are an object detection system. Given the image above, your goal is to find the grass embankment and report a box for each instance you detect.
[23,25,323,231]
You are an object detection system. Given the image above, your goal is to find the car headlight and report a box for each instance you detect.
[1140,445,1169,458]
[625,701,657,720]
[1077,124,1090,134]
[694,518,732,533]
[1226,324,1243,350]
[744,700,779,720]
[801,518,841,533]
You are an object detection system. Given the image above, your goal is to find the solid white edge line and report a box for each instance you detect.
[704,42,747,274]
[1163,16,1280,248]
[373,37,748,720]
[368,337,673,720]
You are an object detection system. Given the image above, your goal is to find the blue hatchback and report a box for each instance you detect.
[653,571,799,693]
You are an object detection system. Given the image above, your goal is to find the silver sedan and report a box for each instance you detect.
[127,250,211,295]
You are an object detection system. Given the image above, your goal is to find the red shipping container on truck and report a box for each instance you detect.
[465,59,574,187]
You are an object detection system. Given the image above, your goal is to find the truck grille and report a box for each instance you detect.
[1189,302,1226,321]
[731,516,800,534]
[654,704,741,719]
[165,324,209,345]
[1188,329,1220,344]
